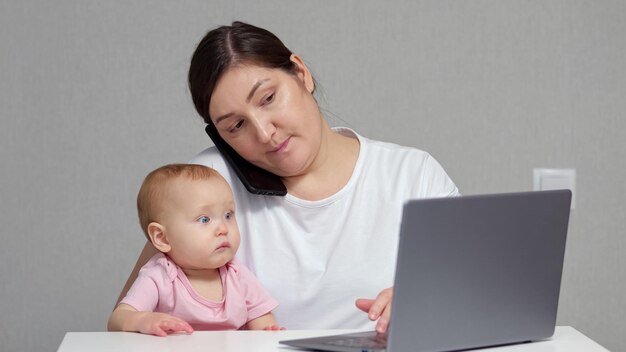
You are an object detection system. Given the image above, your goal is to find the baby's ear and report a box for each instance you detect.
[148,222,171,253]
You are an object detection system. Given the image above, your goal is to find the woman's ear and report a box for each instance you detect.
[290,54,315,93]
[147,222,171,253]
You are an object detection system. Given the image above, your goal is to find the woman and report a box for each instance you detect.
[118,21,459,333]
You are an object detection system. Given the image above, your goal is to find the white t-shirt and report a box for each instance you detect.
[190,128,459,329]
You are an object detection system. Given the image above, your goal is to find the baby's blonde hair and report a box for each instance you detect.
[137,164,222,240]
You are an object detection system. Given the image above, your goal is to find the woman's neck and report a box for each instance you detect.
[283,126,360,201]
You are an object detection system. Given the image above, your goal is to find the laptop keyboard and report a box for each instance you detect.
[324,333,388,350]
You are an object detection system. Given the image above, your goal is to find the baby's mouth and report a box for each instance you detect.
[215,242,231,251]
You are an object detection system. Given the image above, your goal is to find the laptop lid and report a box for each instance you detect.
[280,190,571,352]
[389,189,571,351]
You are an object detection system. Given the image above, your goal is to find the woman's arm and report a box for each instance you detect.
[114,241,158,307]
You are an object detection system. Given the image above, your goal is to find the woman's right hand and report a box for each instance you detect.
[355,287,394,333]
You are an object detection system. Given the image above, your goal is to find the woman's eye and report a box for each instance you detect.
[197,216,210,224]
[229,120,244,133]
[264,93,275,104]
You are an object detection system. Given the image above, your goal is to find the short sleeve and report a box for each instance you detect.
[119,254,174,312]
[231,260,279,321]
[119,274,159,312]
[420,153,461,198]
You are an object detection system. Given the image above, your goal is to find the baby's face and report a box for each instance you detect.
[158,176,240,270]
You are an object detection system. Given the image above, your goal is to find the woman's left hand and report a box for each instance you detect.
[355,287,393,333]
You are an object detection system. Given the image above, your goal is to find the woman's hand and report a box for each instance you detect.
[355,287,393,333]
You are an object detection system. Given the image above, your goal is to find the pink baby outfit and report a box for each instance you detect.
[120,253,278,330]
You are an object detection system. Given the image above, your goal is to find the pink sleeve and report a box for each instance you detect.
[119,264,161,312]
[233,261,279,321]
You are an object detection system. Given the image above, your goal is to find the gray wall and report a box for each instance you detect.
[1,1,624,351]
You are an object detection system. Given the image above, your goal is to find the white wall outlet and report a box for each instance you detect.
[533,168,576,209]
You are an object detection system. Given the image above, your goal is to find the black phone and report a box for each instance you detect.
[205,124,287,196]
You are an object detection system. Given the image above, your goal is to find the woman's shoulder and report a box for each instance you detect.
[189,146,242,190]
[336,127,428,155]
[190,146,228,171]
[346,128,459,197]
[349,129,432,164]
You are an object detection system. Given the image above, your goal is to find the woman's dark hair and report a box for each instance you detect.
[188,21,298,124]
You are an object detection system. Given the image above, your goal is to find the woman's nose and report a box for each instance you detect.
[252,115,276,144]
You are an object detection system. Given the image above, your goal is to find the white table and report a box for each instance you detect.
[57,326,609,352]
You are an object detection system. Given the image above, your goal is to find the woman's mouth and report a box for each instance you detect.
[270,137,290,153]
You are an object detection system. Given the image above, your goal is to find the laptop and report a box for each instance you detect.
[280,190,571,352]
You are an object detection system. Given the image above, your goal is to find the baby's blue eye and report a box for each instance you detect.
[197,216,210,224]
[225,212,233,220]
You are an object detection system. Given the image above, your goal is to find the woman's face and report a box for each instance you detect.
[208,56,323,178]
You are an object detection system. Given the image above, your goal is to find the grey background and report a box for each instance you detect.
[1,1,624,351]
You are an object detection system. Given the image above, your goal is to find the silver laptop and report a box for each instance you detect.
[280,190,571,352]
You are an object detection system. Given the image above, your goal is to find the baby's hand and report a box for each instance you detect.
[263,324,286,331]
[135,312,194,337]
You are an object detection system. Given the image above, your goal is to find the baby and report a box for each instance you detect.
[108,164,281,336]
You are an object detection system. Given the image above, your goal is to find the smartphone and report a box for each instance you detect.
[205,124,287,196]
